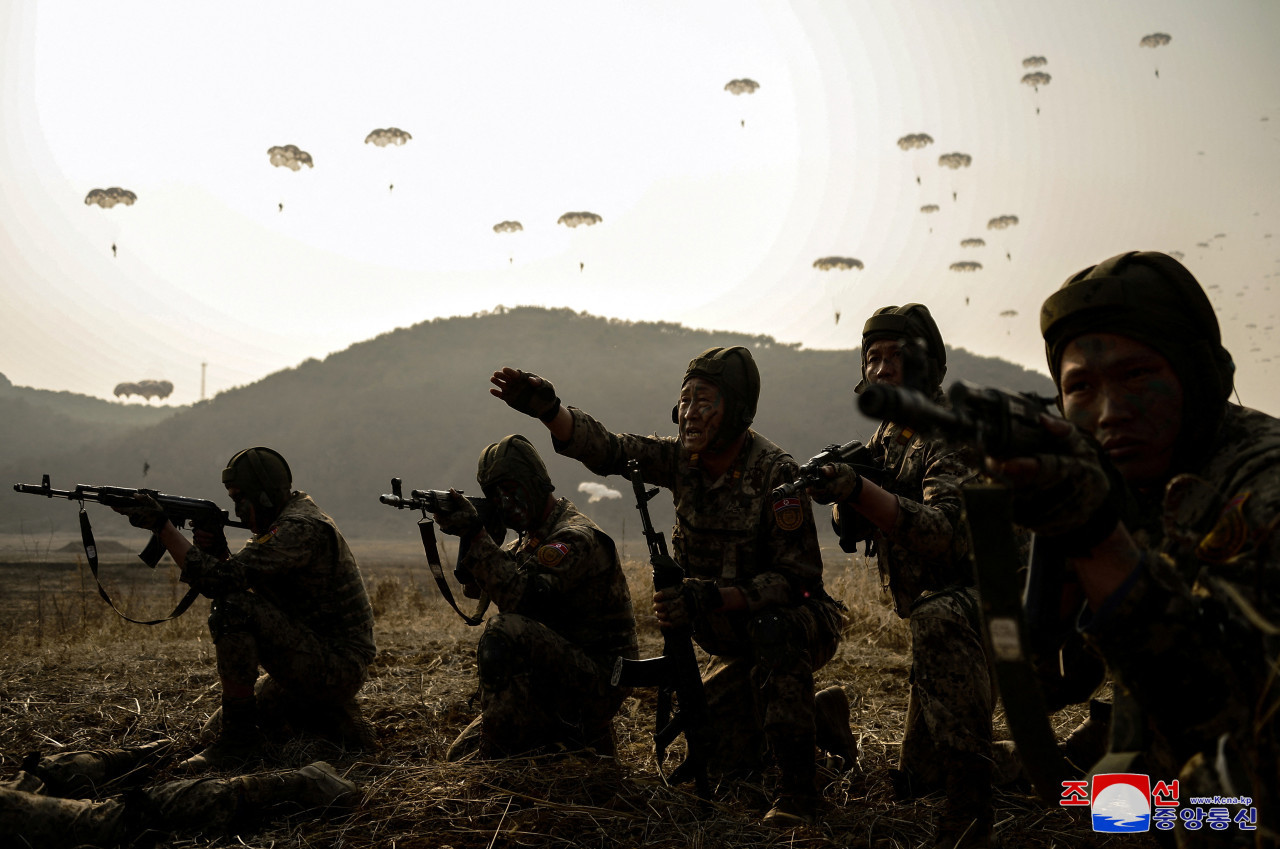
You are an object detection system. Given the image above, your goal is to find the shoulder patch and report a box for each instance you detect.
[1196,493,1252,563]
[895,426,916,446]
[537,541,571,566]
[252,526,280,545]
[773,495,804,531]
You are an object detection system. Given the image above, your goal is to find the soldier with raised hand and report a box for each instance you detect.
[809,304,996,849]
[113,447,377,770]
[489,347,848,827]
[991,251,1279,846]
[429,434,639,760]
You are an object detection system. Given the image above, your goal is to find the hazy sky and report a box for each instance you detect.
[3,0,1278,412]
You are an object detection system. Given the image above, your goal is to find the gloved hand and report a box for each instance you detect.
[991,416,1119,552]
[431,490,483,538]
[192,525,231,559]
[491,368,561,423]
[113,493,167,532]
[653,577,723,629]
[808,463,863,506]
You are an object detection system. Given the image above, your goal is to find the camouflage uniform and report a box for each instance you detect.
[1081,403,1280,844]
[182,492,376,744]
[460,496,639,756]
[832,406,993,793]
[0,750,356,849]
[556,407,844,779]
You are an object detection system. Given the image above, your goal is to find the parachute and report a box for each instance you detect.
[267,144,313,171]
[1021,71,1051,91]
[493,221,523,233]
[364,127,412,147]
[896,133,934,151]
[960,238,986,248]
[999,309,1018,317]
[557,211,602,228]
[113,380,174,401]
[1140,32,1171,48]
[812,256,864,271]
[987,215,1019,230]
[724,79,759,95]
[85,188,137,208]
[1168,250,1185,259]
[938,152,972,170]
[920,204,940,214]
[1197,242,1210,248]
[949,261,982,272]
[1022,56,1048,68]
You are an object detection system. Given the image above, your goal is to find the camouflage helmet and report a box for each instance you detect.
[222,447,292,510]
[1041,250,1235,474]
[854,303,947,394]
[675,346,761,448]
[477,434,554,504]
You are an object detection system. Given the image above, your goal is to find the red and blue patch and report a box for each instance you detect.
[537,541,570,566]
[773,496,803,531]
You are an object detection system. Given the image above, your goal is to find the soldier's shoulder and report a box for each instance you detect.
[1206,406,1280,493]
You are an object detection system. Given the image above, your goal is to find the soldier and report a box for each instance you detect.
[0,742,358,848]
[114,447,377,770]
[489,347,850,827]
[809,304,995,849]
[991,251,1279,846]
[429,434,639,759]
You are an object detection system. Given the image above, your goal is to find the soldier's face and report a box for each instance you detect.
[864,339,905,387]
[493,479,533,530]
[226,486,261,533]
[1059,332,1184,489]
[677,378,724,453]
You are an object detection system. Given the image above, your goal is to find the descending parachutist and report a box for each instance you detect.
[952,191,957,202]
[111,243,117,258]
[278,202,283,213]
[916,176,921,185]
[579,262,584,272]
[740,120,745,128]
[965,297,970,306]
[389,184,394,193]
[1006,252,1012,261]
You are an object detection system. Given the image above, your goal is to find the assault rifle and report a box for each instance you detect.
[773,439,882,554]
[12,474,250,624]
[856,381,1079,802]
[610,459,711,798]
[378,478,505,626]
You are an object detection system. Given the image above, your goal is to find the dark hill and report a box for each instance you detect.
[4,308,1055,548]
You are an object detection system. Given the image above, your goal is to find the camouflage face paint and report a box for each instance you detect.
[677,378,725,454]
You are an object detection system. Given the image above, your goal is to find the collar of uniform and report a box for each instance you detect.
[519,496,569,552]
[685,430,752,491]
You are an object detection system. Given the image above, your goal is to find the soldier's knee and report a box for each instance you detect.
[748,613,798,669]
[208,593,254,642]
[477,621,520,695]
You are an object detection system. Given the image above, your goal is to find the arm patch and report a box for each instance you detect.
[537,541,570,566]
[773,496,803,531]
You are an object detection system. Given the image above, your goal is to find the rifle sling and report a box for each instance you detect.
[78,507,200,626]
[417,517,487,627]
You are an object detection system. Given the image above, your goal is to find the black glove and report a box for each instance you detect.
[808,463,863,506]
[431,490,483,538]
[496,369,561,423]
[114,493,167,532]
[654,577,723,628]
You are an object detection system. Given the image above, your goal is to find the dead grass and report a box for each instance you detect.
[0,546,1153,848]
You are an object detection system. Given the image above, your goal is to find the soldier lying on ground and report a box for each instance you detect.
[489,346,856,827]
[113,447,377,770]
[0,739,358,848]
[430,434,640,759]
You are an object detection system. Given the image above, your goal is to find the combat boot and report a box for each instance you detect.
[180,696,266,772]
[930,753,993,849]
[814,686,860,774]
[34,738,174,797]
[331,697,378,752]
[232,761,360,816]
[762,734,821,828]
[0,786,126,848]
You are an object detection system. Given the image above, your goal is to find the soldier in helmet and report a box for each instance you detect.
[809,304,996,849]
[428,434,639,759]
[989,251,1280,846]
[113,447,377,770]
[489,348,850,827]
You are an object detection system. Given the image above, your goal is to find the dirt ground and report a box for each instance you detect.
[0,535,1152,848]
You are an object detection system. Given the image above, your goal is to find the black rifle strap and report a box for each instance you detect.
[78,506,200,626]
[417,517,486,626]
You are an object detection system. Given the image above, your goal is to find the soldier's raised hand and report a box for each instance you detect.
[491,367,561,422]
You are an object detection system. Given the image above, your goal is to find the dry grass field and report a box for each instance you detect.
[0,533,1151,848]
